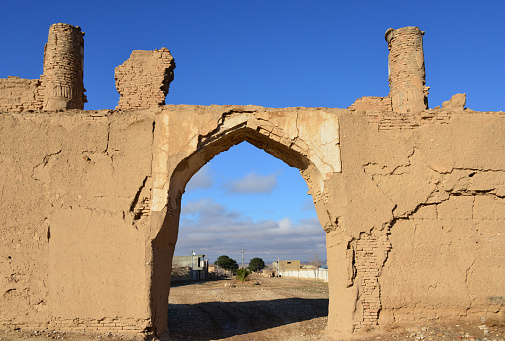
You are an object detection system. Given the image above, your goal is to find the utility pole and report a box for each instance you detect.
[191,250,196,280]
[241,249,247,269]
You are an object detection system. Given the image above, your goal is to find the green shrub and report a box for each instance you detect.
[236,268,250,282]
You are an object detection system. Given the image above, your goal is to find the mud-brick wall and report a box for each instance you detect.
[378,113,505,324]
[331,110,505,332]
[0,111,155,332]
[0,77,44,112]
[381,194,505,323]
[115,48,175,110]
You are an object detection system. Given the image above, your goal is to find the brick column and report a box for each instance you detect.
[42,23,86,110]
[385,26,429,114]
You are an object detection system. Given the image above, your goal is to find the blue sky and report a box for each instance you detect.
[2,1,504,264]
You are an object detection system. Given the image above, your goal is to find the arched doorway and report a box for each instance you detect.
[169,141,328,339]
[176,141,326,267]
[147,106,344,337]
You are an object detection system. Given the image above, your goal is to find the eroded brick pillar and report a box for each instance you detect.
[385,26,429,114]
[115,48,175,110]
[42,23,86,110]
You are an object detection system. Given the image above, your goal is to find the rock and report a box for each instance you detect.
[442,93,466,110]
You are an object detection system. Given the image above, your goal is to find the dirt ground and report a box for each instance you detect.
[167,275,329,341]
[1,275,504,341]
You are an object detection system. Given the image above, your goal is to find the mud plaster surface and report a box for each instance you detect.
[0,106,504,339]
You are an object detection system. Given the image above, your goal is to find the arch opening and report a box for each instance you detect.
[149,123,333,337]
[168,141,328,338]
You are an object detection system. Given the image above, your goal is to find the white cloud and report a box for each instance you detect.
[176,198,326,263]
[186,165,213,190]
[224,172,278,194]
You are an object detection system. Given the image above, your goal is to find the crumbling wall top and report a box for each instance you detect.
[115,48,176,110]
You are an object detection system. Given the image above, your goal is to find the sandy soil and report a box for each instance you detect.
[1,275,504,340]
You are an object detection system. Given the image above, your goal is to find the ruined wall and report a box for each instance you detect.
[115,48,175,110]
[0,110,155,333]
[1,22,504,340]
[0,105,504,339]
[326,108,505,334]
[146,104,505,338]
[350,26,429,115]
[0,77,44,111]
[376,112,505,325]
[0,23,85,112]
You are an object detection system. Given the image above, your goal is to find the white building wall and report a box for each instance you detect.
[278,268,328,282]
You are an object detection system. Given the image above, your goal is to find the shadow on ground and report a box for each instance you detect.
[167,297,328,340]
[169,278,225,288]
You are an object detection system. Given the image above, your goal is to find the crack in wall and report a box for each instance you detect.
[129,176,150,220]
[197,109,257,147]
[105,122,111,154]
[295,109,300,143]
[31,150,62,183]
[354,160,505,330]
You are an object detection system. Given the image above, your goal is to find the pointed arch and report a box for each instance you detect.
[147,106,341,336]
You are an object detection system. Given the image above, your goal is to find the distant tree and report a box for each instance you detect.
[307,253,322,282]
[248,257,266,272]
[307,253,322,268]
[215,255,238,272]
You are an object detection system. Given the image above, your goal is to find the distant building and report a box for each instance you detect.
[272,260,301,271]
[278,267,329,282]
[274,260,328,282]
[172,254,208,280]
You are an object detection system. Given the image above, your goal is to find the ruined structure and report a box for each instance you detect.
[386,26,429,113]
[42,23,86,110]
[0,24,504,340]
[349,26,429,117]
[115,48,175,110]
[0,23,85,112]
